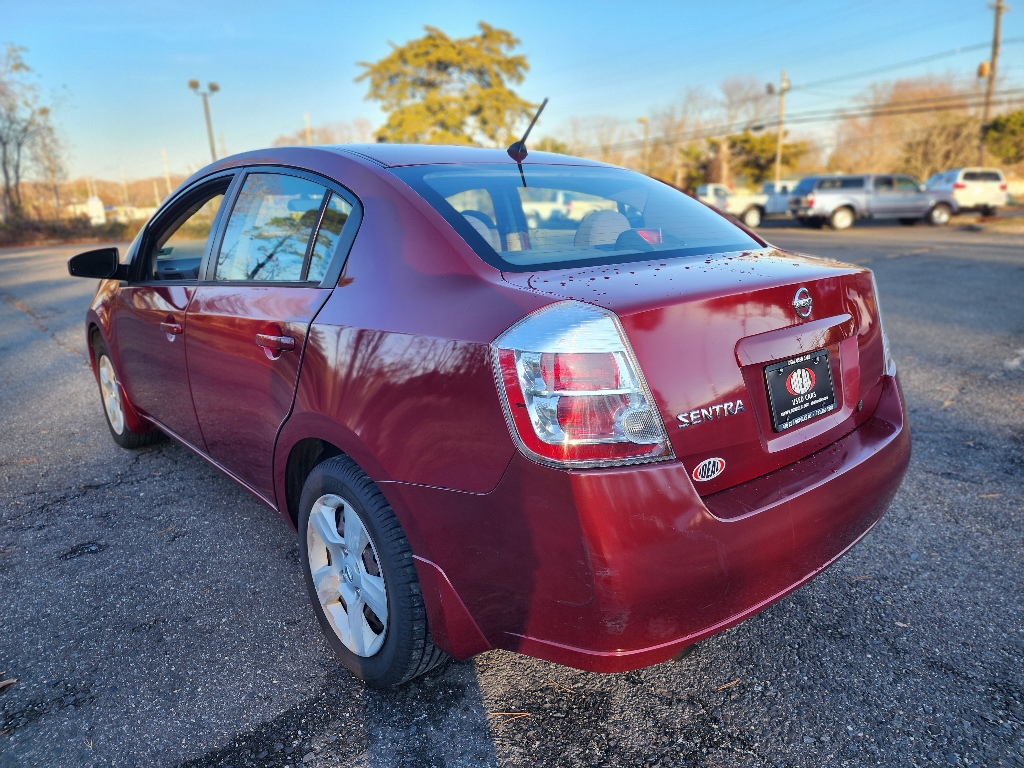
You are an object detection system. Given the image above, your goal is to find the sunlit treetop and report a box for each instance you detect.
[356,22,536,147]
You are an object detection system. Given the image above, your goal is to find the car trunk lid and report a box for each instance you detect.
[502,247,886,495]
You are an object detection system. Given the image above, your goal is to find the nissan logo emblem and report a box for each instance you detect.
[793,287,812,318]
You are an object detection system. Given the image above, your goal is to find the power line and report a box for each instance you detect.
[798,36,1024,90]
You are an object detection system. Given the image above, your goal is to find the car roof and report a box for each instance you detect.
[324,143,609,168]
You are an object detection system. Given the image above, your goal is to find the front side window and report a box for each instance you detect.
[392,164,759,271]
[215,173,328,282]
[873,176,895,192]
[145,189,225,280]
[896,176,920,191]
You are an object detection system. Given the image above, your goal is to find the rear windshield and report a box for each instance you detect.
[963,170,1003,182]
[390,163,759,272]
[792,178,816,195]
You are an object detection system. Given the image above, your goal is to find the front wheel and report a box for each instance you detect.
[928,203,952,226]
[299,456,448,687]
[829,207,854,230]
[741,206,762,228]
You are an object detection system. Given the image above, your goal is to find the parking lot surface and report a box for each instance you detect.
[1,221,1022,768]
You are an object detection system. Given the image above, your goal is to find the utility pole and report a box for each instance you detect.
[634,117,651,176]
[767,71,791,187]
[979,0,1007,164]
[188,80,220,163]
[161,148,172,197]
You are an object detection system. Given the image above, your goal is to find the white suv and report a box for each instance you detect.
[925,168,1009,215]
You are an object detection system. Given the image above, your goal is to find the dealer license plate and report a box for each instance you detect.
[764,350,837,432]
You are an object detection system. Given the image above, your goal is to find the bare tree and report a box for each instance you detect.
[0,46,49,221]
[829,75,977,176]
[272,118,376,147]
[31,110,67,216]
[648,88,711,187]
[713,77,772,187]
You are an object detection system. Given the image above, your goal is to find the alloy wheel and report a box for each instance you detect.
[306,493,388,657]
[98,354,125,435]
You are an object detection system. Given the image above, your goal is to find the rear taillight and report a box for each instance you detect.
[870,272,894,375]
[806,194,815,206]
[1000,183,1008,191]
[953,182,966,189]
[492,301,673,468]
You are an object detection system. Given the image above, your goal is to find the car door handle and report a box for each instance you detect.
[160,321,183,336]
[255,333,296,352]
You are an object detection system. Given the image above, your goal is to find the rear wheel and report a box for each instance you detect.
[299,455,448,687]
[829,207,854,230]
[928,203,952,226]
[91,336,162,449]
[980,205,997,218]
[740,206,762,228]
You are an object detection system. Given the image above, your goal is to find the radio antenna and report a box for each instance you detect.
[507,97,548,187]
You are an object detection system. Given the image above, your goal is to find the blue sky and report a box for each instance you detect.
[6,0,1023,179]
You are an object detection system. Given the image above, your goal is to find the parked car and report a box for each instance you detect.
[696,183,767,228]
[924,167,1009,215]
[761,179,802,216]
[789,174,959,229]
[520,189,615,229]
[69,145,910,687]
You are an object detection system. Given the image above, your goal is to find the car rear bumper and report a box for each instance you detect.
[384,373,910,672]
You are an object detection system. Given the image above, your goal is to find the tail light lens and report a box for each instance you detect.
[806,194,815,207]
[870,272,894,375]
[953,182,966,189]
[1000,183,1008,191]
[492,301,673,468]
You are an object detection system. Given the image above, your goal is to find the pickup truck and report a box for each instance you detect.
[761,179,802,216]
[789,174,959,230]
[696,183,767,228]
[520,190,614,229]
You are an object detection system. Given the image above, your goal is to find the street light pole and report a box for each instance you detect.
[979,0,1007,165]
[768,71,791,188]
[188,80,220,163]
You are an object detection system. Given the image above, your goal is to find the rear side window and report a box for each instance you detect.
[873,176,894,191]
[817,177,865,190]
[307,193,353,283]
[391,164,759,272]
[215,173,327,282]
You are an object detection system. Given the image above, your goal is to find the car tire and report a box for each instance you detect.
[741,207,762,228]
[298,455,449,688]
[90,335,163,449]
[928,203,952,226]
[829,207,854,231]
[980,206,996,218]
[898,218,919,226]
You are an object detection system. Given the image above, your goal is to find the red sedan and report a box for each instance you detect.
[69,145,910,687]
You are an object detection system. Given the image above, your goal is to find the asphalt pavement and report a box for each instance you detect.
[1,219,1022,768]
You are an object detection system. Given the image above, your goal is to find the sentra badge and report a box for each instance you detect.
[676,399,745,428]
[692,457,726,482]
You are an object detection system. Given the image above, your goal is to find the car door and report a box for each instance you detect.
[112,173,236,448]
[184,169,357,502]
[870,175,899,218]
[895,175,928,215]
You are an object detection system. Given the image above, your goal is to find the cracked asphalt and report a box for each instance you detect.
[1,220,1022,768]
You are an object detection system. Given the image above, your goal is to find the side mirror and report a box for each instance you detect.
[68,247,125,280]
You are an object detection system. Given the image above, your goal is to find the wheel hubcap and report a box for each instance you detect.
[306,494,388,657]
[98,355,125,435]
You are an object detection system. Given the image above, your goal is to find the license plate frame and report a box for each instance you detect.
[763,349,837,432]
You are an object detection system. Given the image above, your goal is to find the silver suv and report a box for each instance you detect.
[924,168,1008,216]
[789,174,959,230]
